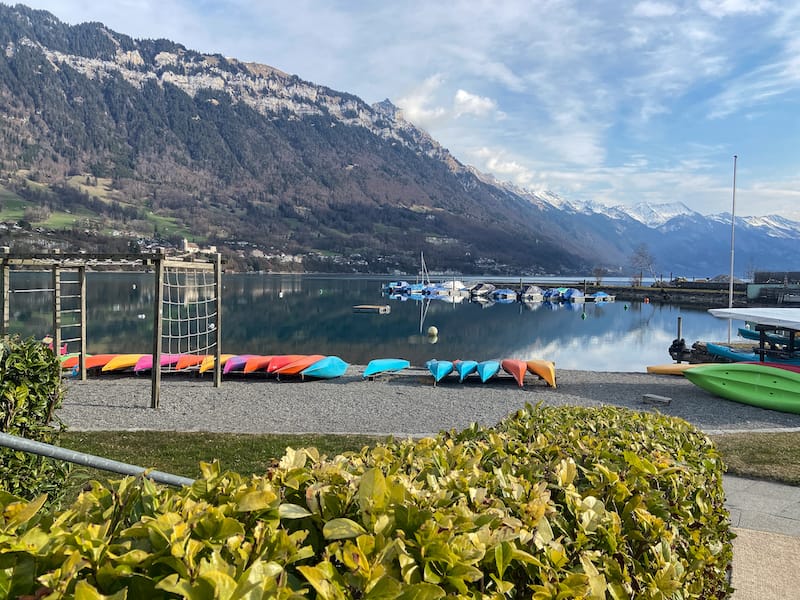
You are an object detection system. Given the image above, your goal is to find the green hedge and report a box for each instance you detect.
[0,335,69,506]
[0,404,733,599]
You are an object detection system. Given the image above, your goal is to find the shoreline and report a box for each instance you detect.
[58,367,800,437]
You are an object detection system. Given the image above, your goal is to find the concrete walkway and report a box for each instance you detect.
[725,475,800,599]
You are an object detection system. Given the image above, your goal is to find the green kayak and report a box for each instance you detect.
[683,362,800,414]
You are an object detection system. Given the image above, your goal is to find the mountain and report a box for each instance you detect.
[0,3,797,277]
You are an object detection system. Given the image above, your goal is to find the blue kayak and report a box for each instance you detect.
[454,359,478,382]
[363,358,410,378]
[426,359,454,384]
[476,360,501,383]
[301,356,349,379]
[706,342,800,365]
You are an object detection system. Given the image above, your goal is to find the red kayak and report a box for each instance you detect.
[275,355,326,376]
[501,358,527,387]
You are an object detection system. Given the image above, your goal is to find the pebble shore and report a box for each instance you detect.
[58,367,800,437]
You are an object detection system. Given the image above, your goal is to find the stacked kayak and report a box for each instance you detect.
[683,362,800,414]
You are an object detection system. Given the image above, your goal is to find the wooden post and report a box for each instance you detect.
[151,253,164,409]
[213,253,222,388]
[77,266,87,381]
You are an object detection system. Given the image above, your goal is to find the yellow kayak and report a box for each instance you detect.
[101,353,146,372]
[526,359,556,388]
[646,363,712,375]
[199,354,235,374]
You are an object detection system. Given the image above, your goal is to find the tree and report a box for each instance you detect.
[630,243,656,285]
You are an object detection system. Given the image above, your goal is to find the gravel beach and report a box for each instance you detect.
[58,367,800,436]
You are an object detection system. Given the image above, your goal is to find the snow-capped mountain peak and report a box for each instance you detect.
[623,202,698,227]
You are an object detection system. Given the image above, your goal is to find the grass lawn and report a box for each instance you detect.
[57,430,800,495]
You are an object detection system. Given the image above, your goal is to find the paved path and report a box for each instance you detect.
[725,475,800,536]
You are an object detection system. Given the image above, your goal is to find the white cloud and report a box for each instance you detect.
[698,0,773,18]
[396,75,448,128]
[453,90,497,118]
[633,1,678,18]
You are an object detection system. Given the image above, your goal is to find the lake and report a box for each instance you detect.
[4,272,738,372]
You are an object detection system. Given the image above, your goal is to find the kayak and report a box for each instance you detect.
[223,354,257,374]
[363,358,410,378]
[199,354,235,374]
[476,360,501,383]
[133,353,182,373]
[426,359,454,384]
[683,362,800,414]
[646,363,710,375]
[243,355,276,374]
[526,359,557,388]
[501,358,527,387]
[267,355,309,374]
[706,342,800,365]
[174,354,208,371]
[454,359,478,382]
[300,356,349,379]
[275,354,326,376]
[102,354,146,372]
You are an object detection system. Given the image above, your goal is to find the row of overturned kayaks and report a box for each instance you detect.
[58,351,556,387]
[424,358,556,388]
[60,352,350,380]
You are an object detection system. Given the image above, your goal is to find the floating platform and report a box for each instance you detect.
[353,304,391,314]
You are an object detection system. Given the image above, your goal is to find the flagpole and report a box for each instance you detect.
[728,155,737,309]
[727,154,737,344]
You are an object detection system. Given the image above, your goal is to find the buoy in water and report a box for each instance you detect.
[427,326,438,337]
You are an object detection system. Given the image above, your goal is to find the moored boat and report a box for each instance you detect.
[526,359,556,388]
[519,285,543,302]
[363,358,410,378]
[683,362,800,414]
[490,288,518,303]
[301,356,349,379]
[501,358,527,387]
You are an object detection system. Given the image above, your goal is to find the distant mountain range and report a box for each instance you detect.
[0,3,796,276]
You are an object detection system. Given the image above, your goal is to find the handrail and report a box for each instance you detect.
[0,432,195,488]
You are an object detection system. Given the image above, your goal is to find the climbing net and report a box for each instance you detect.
[161,262,220,371]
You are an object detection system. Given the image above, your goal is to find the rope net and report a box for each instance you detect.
[161,265,219,372]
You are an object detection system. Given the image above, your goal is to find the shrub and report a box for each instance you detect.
[0,404,732,598]
[0,335,70,506]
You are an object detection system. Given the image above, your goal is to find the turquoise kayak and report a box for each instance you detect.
[476,360,501,383]
[301,356,349,379]
[426,359,454,384]
[454,359,478,382]
[683,362,800,414]
[363,358,410,378]
[706,342,800,365]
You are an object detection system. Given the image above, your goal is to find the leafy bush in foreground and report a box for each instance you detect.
[0,335,69,507]
[0,404,732,599]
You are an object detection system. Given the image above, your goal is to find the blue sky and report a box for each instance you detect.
[23,0,800,219]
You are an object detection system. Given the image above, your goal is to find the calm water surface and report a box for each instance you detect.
[6,273,737,372]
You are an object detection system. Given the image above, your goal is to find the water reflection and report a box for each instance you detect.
[4,273,734,372]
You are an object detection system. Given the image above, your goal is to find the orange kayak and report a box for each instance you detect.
[266,354,308,374]
[174,354,208,370]
[243,355,276,373]
[275,355,326,376]
[501,358,527,387]
[526,359,556,388]
[78,354,120,370]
